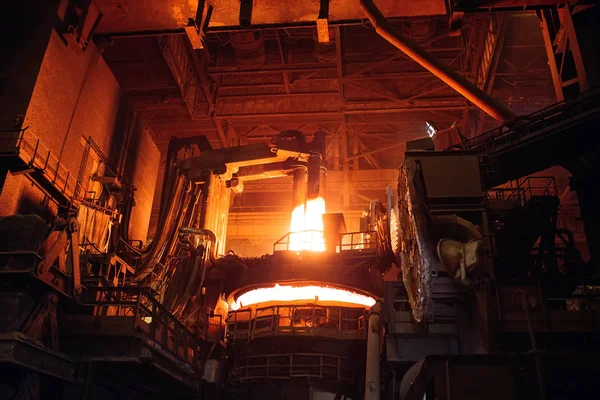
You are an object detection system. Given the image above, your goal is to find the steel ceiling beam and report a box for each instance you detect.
[213,105,468,120]
[208,63,337,75]
[360,0,517,123]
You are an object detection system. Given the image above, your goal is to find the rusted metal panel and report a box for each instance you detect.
[396,159,435,322]
[94,0,448,34]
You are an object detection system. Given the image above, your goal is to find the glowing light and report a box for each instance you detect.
[289,197,326,251]
[229,284,376,310]
[426,120,437,137]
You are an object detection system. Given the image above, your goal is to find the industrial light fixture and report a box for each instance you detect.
[317,0,330,43]
[425,121,437,138]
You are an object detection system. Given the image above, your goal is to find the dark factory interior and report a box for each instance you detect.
[1,0,600,399]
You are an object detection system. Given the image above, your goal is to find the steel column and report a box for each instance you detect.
[365,301,382,400]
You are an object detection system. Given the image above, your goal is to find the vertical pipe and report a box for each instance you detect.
[199,174,213,229]
[239,0,253,28]
[319,166,327,199]
[359,0,516,123]
[307,154,322,200]
[365,301,382,400]
[291,167,307,208]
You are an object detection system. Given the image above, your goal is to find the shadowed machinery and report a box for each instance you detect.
[1,0,600,399]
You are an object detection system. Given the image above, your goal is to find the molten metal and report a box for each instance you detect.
[289,197,326,251]
[230,284,376,310]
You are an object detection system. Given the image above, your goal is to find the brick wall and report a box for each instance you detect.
[0,29,160,242]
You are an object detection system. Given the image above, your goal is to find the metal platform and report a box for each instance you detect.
[59,286,221,390]
[0,332,76,381]
[227,304,367,342]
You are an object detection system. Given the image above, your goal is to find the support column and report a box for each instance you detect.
[352,136,359,169]
[340,122,351,207]
[335,26,351,207]
[365,301,382,400]
[539,4,599,101]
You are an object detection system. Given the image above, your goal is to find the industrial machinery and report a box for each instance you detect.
[2,114,600,399]
[2,0,600,398]
[0,127,393,398]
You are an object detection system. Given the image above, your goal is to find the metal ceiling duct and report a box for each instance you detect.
[360,0,516,123]
[239,0,253,28]
[230,31,266,66]
[313,27,336,63]
[400,20,436,43]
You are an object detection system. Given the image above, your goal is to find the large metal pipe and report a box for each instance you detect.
[239,0,253,28]
[360,0,516,123]
[306,154,322,200]
[291,167,307,208]
[365,301,382,400]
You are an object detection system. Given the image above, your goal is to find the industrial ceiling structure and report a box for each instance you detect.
[99,3,556,168]
[93,0,559,252]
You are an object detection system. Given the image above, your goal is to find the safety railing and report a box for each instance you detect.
[273,230,378,255]
[0,129,127,215]
[340,231,378,255]
[0,128,84,201]
[448,86,600,156]
[230,353,352,383]
[519,176,557,199]
[80,251,130,288]
[487,176,557,207]
[486,187,526,206]
[273,230,325,252]
[226,304,367,342]
[81,286,217,369]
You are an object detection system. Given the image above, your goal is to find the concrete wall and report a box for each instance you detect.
[0,29,160,242]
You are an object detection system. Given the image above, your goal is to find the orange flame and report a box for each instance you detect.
[289,197,326,251]
[229,284,376,310]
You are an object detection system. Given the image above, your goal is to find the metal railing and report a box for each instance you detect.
[273,230,325,252]
[273,230,378,254]
[80,252,129,288]
[486,187,526,205]
[81,286,217,369]
[0,129,126,215]
[519,176,557,199]
[340,231,378,255]
[230,353,352,383]
[450,86,600,155]
[227,304,367,342]
[487,176,557,207]
[0,128,84,200]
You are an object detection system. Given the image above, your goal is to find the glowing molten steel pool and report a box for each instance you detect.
[289,197,326,252]
[229,284,376,310]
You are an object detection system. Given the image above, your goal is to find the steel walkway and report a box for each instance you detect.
[450,87,600,187]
